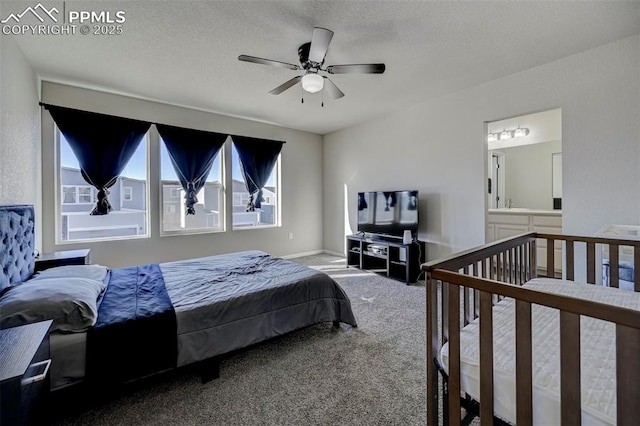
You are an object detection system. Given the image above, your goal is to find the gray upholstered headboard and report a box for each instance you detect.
[0,205,35,292]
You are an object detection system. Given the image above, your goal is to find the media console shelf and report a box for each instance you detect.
[346,235,425,284]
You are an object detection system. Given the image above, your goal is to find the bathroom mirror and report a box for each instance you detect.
[487,108,562,211]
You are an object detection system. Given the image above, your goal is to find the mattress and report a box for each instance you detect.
[440,278,640,425]
[161,250,356,366]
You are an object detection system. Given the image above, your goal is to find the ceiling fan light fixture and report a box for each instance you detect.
[301,73,324,93]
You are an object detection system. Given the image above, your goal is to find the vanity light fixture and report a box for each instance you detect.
[487,126,530,142]
[513,126,530,138]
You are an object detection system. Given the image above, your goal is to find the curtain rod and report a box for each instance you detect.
[39,102,286,143]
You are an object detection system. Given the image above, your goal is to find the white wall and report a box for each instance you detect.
[0,35,42,250]
[41,82,324,267]
[323,35,640,260]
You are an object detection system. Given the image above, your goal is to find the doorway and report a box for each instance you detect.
[489,152,505,209]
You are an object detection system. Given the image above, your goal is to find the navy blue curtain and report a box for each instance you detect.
[46,105,151,215]
[156,124,228,215]
[231,136,284,210]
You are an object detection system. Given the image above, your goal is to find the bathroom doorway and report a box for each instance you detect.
[489,152,505,209]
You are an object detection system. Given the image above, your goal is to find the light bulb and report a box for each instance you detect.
[500,129,512,140]
[514,126,530,138]
[301,74,324,93]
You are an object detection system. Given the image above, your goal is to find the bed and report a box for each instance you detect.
[422,232,640,426]
[0,205,357,390]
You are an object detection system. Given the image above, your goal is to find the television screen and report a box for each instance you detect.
[357,190,419,237]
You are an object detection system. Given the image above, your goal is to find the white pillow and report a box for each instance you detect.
[33,264,108,288]
[0,277,103,332]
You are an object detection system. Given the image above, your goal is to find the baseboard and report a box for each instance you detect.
[281,249,346,259]
[322,249,345,257]
[281,250,324,259]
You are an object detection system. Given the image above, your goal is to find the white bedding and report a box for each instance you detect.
[440,278,640,425]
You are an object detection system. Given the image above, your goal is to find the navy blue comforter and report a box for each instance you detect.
[88,263,177,384]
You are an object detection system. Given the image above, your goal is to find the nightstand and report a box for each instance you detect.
[35,249,91,272]
[0,320,52,425]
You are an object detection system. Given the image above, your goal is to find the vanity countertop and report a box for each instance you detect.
[488,208,562,216]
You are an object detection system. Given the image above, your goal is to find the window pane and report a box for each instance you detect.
[59,132,148,242]
[78,186,93,203]
[62,186,76,204]
[231,143,279,229]
[123,187,133,201]
[160,139,223,233]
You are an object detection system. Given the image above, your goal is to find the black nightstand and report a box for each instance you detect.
[0,320,52,425]
[35,249,91,272]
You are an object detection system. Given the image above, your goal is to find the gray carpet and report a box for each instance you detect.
[52,254,427,425]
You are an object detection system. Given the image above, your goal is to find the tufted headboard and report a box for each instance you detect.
[0,205,35,293]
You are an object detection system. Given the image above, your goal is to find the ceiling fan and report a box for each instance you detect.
[238,27,385,100]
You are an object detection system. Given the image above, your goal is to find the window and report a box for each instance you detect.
[78,186,94,203]
[122,186,133,201]
[57,131,149,242]
[61,185,95,204]
[231,143,280,229]
[160,139,224,234]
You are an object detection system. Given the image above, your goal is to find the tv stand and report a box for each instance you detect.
[346,235,425,284]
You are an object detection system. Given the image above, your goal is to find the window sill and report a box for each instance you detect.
[55,233,150,245]
[232,224,280,231]
[160,228,225,237]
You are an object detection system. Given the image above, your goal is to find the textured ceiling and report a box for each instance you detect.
[6,0,640,134]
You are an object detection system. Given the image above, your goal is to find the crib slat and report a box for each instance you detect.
[609,244,619,288]
[426,277,438,426]
[547,237,555,278]
[635,246,640,293]
[448,284,461,425]
[587,242,596,284]
[479,291,494,425]
[462,267,470,326]
[616,324,640,426]
[531,240,537,279]
[516,300,533,426]
[566,240,575,281]
[507,248,516,284]
[560,311,581,425]
[442,282,449,344]
[518,244,524,284]
[473,262,480,319]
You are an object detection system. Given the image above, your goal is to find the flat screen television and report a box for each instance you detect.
[357,190,419,237]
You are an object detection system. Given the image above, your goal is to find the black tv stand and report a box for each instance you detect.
[346,235,425,284]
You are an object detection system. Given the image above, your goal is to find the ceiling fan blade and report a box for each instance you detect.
[308,27,334,64]
[326,63,386,74]
[269,76,302,95]
[238,55,301,70]
[323,77,344,99]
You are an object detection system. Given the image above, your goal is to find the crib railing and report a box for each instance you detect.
[423,232,640,426]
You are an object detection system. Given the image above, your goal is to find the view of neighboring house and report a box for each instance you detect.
[60,167,147,241]
[61,167,277,239]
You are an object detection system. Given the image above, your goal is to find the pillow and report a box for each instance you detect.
[33,264,109,287]
[0,277,103,332]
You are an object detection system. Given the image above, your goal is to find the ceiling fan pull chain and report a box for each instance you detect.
[301,85,304,103]
[322,88,325,107]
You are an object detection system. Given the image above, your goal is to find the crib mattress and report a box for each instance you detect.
[440,278,640,425]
